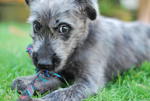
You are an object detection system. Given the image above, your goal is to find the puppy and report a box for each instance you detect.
[12,0,150,101]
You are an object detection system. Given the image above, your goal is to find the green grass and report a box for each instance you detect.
[0,22,150,101]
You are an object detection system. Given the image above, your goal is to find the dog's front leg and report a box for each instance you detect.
[30,72,105,101]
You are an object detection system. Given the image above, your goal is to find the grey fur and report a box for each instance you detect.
[12,0,150,101]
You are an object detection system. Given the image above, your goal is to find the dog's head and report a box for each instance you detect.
[26,0,98,72]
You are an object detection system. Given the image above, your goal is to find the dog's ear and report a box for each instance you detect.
[25,0,34,5]
[76,0,97,20]
[84,4,97,20]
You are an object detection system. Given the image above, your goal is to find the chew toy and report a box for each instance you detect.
[19,70,63,100]
[18,45,68,100]
[26,44,33,57]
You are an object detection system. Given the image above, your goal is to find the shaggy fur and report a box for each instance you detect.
[12,0,150,101]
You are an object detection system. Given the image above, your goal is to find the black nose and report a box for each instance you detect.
[38,59,53,70]
[32,52,60,70]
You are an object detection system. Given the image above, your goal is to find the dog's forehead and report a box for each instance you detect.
[29,0,76,23]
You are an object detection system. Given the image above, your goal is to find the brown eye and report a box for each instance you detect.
[33,21,42,33]
[58,24,71,34]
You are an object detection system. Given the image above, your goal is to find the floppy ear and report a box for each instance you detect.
[84,4,97,20]
[77,0,97,20]
[25,0,34,5]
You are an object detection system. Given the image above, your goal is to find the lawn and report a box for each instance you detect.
[0,22,150,101]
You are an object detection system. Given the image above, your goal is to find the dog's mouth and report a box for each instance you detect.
[37,65,54,71]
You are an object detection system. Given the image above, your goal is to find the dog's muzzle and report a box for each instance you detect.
[27,44,61,71]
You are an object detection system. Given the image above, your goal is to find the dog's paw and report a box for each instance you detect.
[11,78,27,93]
[17,96,32,101]
[11,76,36,93]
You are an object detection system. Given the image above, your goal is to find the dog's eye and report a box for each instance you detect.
[33,21,42,33]
[58,24,71,34]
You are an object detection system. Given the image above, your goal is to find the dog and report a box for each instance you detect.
[12,0,150,101]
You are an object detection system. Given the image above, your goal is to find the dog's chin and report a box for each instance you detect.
[44,67,55,72]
